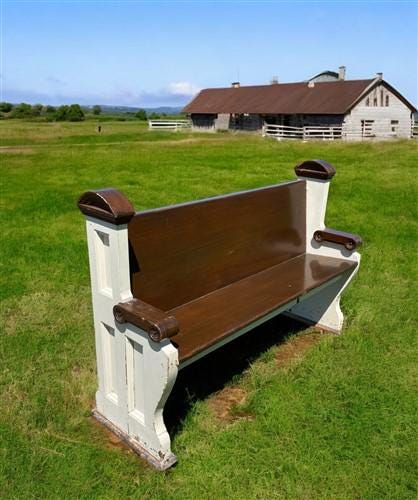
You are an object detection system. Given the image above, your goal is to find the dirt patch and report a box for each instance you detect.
[208,386,253,424]
[207,332,328,424]
[90,415,133,453]
[0,146,34,154]
[275,332,326,367]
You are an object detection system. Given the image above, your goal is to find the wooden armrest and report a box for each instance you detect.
[313,228,362,251]
[113,299,179,342]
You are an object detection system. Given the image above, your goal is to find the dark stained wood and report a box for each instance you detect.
[314,228,362,250]
[168,254,357,363]
[295,159,336,180]
[78,189,135,225]
[113,298,179,342]
[128,181,306,311]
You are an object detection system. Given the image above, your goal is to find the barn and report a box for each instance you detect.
[183,68,416,140]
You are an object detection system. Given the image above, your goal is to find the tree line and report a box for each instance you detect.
[134,109,168,120]
[0,102,170,122]
[0,102,87,121]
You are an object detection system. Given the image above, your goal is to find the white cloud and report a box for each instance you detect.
[166,81,200,96]
[2,81,201,107]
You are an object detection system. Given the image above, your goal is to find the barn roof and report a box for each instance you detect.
[183,79,417,115]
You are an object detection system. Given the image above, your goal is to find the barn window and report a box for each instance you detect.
[380,89,384,106]
[366,97,370,106]
[373,97,378,106]
[386,95,389,106]
[391,120,399,133]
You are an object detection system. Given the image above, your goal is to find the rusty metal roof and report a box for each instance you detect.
[183,79,378,115]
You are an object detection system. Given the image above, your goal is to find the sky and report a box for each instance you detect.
[1,0,417,108]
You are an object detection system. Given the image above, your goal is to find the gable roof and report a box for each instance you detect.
[355,80,417,113]
[183,79,417,115]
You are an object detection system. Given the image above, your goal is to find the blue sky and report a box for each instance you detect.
[2,1,417,107]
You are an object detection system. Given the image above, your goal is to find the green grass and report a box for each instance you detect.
[1,120,417,499]
[0,119,216,147]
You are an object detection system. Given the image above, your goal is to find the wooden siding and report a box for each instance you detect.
[229,114,263,131]
[343,84,413,139]
[214,113,230,130]
[191,113,263,132]
[191,114,216,132]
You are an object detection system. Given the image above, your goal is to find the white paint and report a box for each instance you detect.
[122,324,178,464]
[83,215,178,467]
[263,123,342,141]
[286,178,361,332]
[214,113,230,130]
[148,120,191,131]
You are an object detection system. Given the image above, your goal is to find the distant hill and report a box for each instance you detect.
[94,105,183,115]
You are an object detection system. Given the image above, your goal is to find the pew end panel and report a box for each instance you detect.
[77,189,179,470]
[287,160,362,332]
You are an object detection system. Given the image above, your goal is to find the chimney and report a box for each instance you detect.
[308,80,315,88]
[270,76,279,85]
[231,81,240,88]
[376,72,383,80]
[338,66,346,80]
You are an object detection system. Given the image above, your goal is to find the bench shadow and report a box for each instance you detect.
[164,315,306,436]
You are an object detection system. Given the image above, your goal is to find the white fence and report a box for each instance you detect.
[263,124,304,140]
[263,124,342,141]
[304,126,343,140]
[148,119,191,131]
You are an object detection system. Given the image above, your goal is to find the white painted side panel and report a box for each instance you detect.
[288,178,361,331]
[123,326,178,460]
[84,216,179,463]
[85,218,132,432]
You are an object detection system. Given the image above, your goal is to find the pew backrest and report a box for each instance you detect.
[128,180,306,311]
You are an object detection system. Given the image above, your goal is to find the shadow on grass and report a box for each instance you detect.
[164,315,306,436]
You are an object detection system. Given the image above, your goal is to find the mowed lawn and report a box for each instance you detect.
[1,120,417,499]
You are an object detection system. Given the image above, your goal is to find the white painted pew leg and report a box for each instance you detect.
[94,325,178,470]
[122,324,178,468]
[286,268,359,333]
[92,321,179,469]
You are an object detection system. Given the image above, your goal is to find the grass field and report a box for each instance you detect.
[1,120,417,499]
